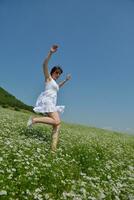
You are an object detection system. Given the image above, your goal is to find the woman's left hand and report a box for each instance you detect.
[66,74,72,81]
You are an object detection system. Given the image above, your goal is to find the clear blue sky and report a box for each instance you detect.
[0,0,134,133]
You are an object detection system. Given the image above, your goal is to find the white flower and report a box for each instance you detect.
[88,196,96,200]
[0,190,7,195]
[105,164,111,170]
[107,175,111,180]
[12,168,16,172]
[37,148,41,153]
[98,190,106,199]
[0,157,3,162]
[115,196,120,200]
[26,161,30,165]
[80,187,87,198]
[45,194,50,199]
[128,166,134,171]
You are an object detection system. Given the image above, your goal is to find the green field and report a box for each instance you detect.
[0,106,134,200]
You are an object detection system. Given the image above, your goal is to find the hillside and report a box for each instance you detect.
[0,86,33,112]
[0,107,134,199]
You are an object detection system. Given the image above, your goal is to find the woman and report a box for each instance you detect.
[27,45,71,152]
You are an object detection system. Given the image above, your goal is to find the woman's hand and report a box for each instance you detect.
[58,74,71,88]
[66,74,71,81]
[50,45,58,53]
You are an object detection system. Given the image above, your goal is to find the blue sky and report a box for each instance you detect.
[0,0,134,133]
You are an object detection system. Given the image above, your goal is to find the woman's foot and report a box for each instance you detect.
[27,116,34,128]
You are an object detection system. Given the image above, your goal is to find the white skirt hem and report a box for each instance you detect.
[33,105,65,115]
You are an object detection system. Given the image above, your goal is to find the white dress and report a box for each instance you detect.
[33,78,65,114]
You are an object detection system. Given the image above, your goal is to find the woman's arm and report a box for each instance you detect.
[43,45,58,81]
[58,74,71,88]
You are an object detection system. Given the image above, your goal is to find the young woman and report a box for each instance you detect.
[27,45,71,152]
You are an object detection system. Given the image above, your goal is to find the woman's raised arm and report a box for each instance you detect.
[43,45,58,81]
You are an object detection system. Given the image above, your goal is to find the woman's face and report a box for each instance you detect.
[52,70,61,80]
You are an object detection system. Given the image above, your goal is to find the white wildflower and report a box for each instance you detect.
[26,161,30,165]
[12,168,16,172]
[80,187,87,198]
[45,194,50,199]
[107,175,111,180]
[37,148,41,153]
[115,196,120,200]
[105,164,111,170]
[0,190,7,195]
[88,196,96,200]
[98,190,105,199]
[128,166,134,171]
[0,157,3,162]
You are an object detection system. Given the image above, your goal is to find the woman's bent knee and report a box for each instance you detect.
[54,120,61,126]
[48,112,61,126]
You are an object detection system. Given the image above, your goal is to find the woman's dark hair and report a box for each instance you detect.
[50,66,63,75]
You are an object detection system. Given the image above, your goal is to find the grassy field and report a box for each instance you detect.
[0,106,134,200]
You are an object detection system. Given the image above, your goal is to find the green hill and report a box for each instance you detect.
[0,106,134,199]
[0,86,33,112]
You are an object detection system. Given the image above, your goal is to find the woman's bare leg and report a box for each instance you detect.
[47,112,61,152]
[51,124,60,152]
[32,115,60,126]
[31,112,61,151]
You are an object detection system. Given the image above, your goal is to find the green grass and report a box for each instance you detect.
[0,106,134,200]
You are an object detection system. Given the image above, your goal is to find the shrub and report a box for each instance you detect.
[2,104,8,108]
[14,107,20,111]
